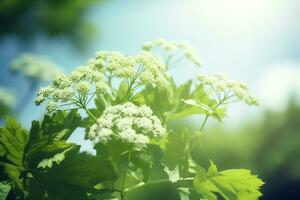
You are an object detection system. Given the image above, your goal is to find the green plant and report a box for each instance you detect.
[0,39,263,200]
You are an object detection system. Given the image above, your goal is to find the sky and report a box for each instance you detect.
[1,0,300,150]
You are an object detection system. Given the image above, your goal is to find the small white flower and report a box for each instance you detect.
[59,88,74,102]
[134,134,150,150]
[143,39,202,67]
[95,51,169,88]
[95,82,108,92]
[53,74,71,88]
[119,129,137,143]
[197,73,258,106]
[76,81,91,94]
[35,65,107,113]
[98,128,113,142]
[46,101,57,113]
[135,117,153,132]
[88,102,165,149]
[115,117,134,131]
[139,105,153,117]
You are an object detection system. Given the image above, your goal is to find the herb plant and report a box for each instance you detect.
[0,39,263,200]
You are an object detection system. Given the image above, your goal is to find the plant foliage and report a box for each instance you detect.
[0,39,263,200]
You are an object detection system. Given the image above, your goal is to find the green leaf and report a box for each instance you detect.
[182,99,214,114]
[0,163,22,190]
[116,80,129,101]
[88,188,119,200]
[161,129,190,179]
[24,111,80,168]
[40,110,81,139]
[132,79,194,122]
[94,139,131,175]
[37,147,73,168]
[0,117,28,190]
[0,182,11,200]
[168,84,222,121]
[193,161,264,200]
[164,166,180,183]
[131,150,154,182]
[0,117,28,168]
[177,187,190,200]
[95,140,159,185]
[28,147,117,200]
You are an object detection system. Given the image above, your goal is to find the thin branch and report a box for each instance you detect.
[86,91,97,105]
[200,114,209,131]
[124,177,194,194]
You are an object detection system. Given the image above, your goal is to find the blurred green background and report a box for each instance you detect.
[0,0,299,199]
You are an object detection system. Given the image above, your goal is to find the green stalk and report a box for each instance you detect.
[82,105,97,122]
[200,114,209,131]
[124,177,194,194]
[200,94,230,131]
[120,150,133,199]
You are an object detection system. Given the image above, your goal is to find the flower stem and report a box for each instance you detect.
[120,150,133,199]
[124,177,194,194]
[200,114,209,131]
[82,105,97,122]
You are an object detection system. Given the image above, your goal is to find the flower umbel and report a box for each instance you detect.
[143,38,202,68]
[88,102,166,149]
[90,51,169,88]
[197,73,259,106]
[35,65,107,113]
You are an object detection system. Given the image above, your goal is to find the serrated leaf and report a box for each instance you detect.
[37,147,73,168]
[132,79,194,122]
[0,162,22,190]
[94,139,131,175]
[193,161,264,200]
[41,110,81,139]
[131,150,154,182]
[164,166,180,183]
[0,182,11,200]
[28,147,117,200]
[165,83,218,121]
[161,129,190,177]
[207,160,218,177]
[177,187,190,200]
[0,117,28,190]
[25,111,80,168]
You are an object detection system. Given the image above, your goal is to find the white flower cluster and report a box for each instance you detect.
[88,51,169,88]
[35,65,108,113]
[88,102,166,149]
[11,53,62,82]
[197,73,259,105]
[142,38,202,67]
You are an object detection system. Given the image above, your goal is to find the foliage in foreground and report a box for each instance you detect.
[0,39,263,200]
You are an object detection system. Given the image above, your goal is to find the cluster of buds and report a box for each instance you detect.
[197,73,259,105]
[35,65,107,113]
[88,102,166,150]
[143,38,202,67]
